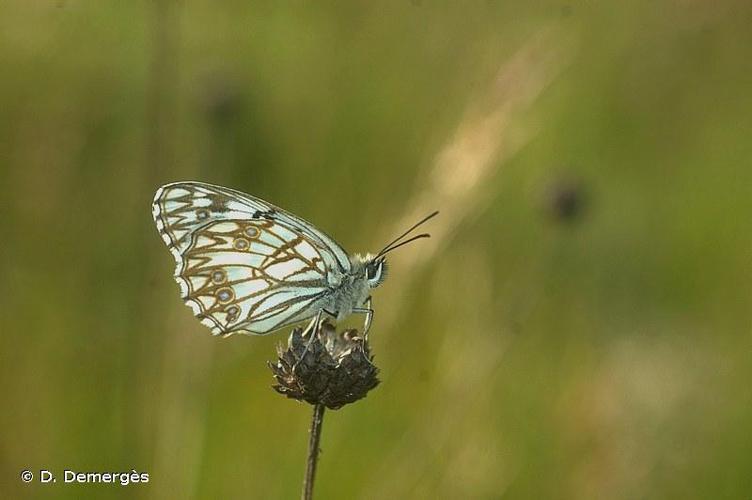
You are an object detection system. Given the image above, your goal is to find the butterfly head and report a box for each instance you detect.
[365,256,388,289]
[350,253,388,289]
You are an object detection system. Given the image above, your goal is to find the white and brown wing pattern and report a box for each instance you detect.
[152,182,339,336]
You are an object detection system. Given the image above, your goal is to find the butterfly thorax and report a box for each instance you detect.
[319,254,374,320]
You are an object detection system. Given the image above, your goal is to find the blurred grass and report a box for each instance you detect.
[1,1,752,499]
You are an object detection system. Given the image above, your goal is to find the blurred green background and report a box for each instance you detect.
[2,1,751,499]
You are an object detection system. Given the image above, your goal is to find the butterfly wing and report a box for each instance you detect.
[152,181,348,336]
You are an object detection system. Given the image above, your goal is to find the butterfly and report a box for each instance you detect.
[152,181,437,337]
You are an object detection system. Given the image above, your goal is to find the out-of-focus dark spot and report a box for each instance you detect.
[561,4,573,17]
[200,74,244,128]
[543,176,589,223]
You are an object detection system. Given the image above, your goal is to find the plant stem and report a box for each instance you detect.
[302,403,325,500]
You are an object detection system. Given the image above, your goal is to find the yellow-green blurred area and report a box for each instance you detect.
[2,1,751,498]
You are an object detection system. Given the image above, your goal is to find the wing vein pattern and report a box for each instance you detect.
[152,181,349,336]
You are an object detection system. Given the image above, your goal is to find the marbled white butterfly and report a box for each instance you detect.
[152,182,437,337]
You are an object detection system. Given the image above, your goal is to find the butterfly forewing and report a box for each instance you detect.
[152,182,347,336]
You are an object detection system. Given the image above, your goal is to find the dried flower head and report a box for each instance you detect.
[269,320,380,410]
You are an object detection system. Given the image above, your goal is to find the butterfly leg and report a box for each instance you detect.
[297,309,339,365]
[294,310,325,370]
[352,296,374,340]
[350,297,376,367]
[302,309,324,341]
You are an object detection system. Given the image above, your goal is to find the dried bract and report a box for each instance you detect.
[269,321,380,410]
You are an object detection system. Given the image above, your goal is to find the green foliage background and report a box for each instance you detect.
[1,1,751,499]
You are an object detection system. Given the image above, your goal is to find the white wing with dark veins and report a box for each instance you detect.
[152,181,348,336]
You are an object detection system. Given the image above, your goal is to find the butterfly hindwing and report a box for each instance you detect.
[152,182,345,336]
[179,218,329,336]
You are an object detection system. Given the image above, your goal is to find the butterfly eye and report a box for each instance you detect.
[366,261,384,283]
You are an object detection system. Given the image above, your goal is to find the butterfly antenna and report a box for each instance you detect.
[376,211,439,258]
[377,233,431,257]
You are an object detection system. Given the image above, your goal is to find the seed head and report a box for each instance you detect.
[268,320,380,410]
